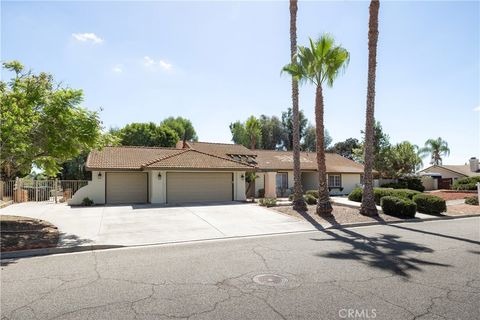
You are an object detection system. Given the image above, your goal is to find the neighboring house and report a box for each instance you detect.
[69,141,366,205]
[418,157,480,190]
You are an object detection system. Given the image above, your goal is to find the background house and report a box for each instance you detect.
[419,157,480,190]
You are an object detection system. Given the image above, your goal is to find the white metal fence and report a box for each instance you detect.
[0,179,88,204]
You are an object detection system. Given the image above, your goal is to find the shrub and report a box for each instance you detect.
[258,188,265,198]
[288,194,294,201]
[464,196,478,206]
[259,198,277,207]
[305,190,319,199]
[453,177,480,190]
[348,188,420,205]
[381,182,406,189]
[381,196,417,218]
[303,194,317,205]
[348,188,363,202]
[81,197,94,206]
[413,194,446,215]
[402,177,425,192]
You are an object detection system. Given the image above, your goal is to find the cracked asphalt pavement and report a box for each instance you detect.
[1,217,479,320]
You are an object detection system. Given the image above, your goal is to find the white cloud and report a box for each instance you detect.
[159,60,172,71]
[112,65,123,73]
[72,33,103,44]
[474,105,480,112]
[143,56,155,67]
[143,56,173,71]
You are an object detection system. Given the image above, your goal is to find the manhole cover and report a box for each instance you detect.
[253,274,288,286]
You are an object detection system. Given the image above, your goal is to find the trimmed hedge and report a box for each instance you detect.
[380,177,425,192]
[348,188,421,205]
[453,177,480,191]
[305,190,319,199]
[348,188,363,202]
[465,196,479,206]
[381,196,417,218]
[412,194,446,215]
[303,194,317,205]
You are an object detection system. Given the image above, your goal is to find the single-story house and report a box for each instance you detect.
[418,157,480,190]
[69,141,366,205]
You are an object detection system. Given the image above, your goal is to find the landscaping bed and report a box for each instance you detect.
[0,215,59,252]
[273,204,402,228]
[427,190,477,201]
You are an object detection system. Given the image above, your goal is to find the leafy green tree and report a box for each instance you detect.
[229,121,248,147]
[419,137,450,165]
[117,122,179,147]
[283,34,350,216]
[259,115,284,149]
[354,121,391,175]
[59,132,120,180]
[301,125,332,152]
[281,107,308,150]
[161,117,198,143]
[245,116,262,149]
[384,141,423,178]
[0,61,102,179]
[328,138,360,160]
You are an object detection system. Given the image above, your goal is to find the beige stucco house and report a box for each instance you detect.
[418,157,480,190]
[69,141,366,205]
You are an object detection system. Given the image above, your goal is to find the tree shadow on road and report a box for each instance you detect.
[306,215,451,278]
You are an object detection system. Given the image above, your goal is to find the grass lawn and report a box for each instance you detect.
[273,204,403,228]
[0,215,59,252]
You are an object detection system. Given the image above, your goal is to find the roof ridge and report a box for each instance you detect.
[192,141,241,146]
[105,145,181,150]
[141,149,190,168]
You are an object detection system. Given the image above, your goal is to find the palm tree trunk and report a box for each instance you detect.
[360,0,380,217]
[314,84,333,217]
[290,0,306,211]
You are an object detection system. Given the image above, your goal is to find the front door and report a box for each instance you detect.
[276,172,288,197]
[438,178,452,190]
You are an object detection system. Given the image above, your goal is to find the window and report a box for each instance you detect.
[276,172,288,190]
[328,175,341,187]
[360,174,364,185]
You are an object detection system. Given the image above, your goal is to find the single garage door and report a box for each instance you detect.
[106,172,148,204]
[167,172,233,203]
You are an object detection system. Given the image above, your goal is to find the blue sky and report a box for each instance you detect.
[2,0,479,165]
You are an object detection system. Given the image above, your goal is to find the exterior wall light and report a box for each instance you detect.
[240,174,245,180]
[97,172,102,179]
[158,172,162,180]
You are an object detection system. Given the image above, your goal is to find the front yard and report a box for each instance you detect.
[427,190,477,201]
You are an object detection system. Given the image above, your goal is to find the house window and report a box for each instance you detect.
[328,174,341,187]
[276,172,288,190]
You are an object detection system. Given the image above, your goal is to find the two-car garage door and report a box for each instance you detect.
[167,172,233,203]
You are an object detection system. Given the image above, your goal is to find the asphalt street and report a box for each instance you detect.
[1,217,479,320]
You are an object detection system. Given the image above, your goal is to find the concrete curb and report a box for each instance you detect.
[1,214,478,260]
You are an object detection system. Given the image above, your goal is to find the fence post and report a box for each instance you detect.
[54,178,58,203]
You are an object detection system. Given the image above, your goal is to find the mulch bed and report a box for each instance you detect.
[1,215,59,252]
[273,204,403,228]
[426,191,476,201]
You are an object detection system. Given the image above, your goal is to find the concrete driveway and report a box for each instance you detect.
[0,202,315,248]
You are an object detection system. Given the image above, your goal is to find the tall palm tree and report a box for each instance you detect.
[419,137,450,165]
[360,0,380,217]
[289,0,306,211]
[245,116,261,149]
[283,35,349,217]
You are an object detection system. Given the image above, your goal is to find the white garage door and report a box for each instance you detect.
[167,172,233,203]
[106,172,148,204]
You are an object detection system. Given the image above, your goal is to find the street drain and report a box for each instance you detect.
[253,274,288,286]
